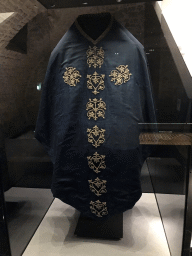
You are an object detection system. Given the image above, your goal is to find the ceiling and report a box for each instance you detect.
[37,0,161,9]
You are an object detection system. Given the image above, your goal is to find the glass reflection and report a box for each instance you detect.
[0,1,191,256]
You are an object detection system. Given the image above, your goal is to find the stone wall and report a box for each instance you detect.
[0,0,45,137]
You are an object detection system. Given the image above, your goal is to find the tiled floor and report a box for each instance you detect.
[22,193,170,256]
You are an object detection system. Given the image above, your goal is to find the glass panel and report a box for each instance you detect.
[1,8,54,256]
[0,2,191,256]
[140,123,190,256]
[143,3,192,255]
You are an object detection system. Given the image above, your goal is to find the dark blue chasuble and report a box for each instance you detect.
[35,13,156,219]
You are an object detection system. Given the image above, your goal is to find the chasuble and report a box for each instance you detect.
[35,13,156,219]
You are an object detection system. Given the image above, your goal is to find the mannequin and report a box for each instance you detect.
[35,10,156,236]
[77,13,112,40]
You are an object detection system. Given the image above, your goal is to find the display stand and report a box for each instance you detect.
[74,212,123,240]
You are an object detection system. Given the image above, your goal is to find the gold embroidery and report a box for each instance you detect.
[87,125,105,148]
[86,98,106,120]
[109,65,132,85]
[87,152,106,174]
[63,67,81,86]
[87,46,104,68]
[88,177,107,197]
[90,200,108,217]
[87,72,105,95]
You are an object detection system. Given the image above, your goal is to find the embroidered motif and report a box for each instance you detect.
[88,177,107,197]
[63,67,81,86]
[87,125,105,148]
[86,98,106,120]
[87,152,106,174]
[87,46,104,68]
[90,200,108,217]
[109,65,132,85]
[87,72,105,95]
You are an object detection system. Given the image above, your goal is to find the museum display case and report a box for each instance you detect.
[0,1,192,255]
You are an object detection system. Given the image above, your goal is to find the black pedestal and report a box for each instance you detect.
[74,213,123,240]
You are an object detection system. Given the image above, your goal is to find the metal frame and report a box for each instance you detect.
[182,145,192,256]
[37,0,162,9]
[0,141,11,256]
